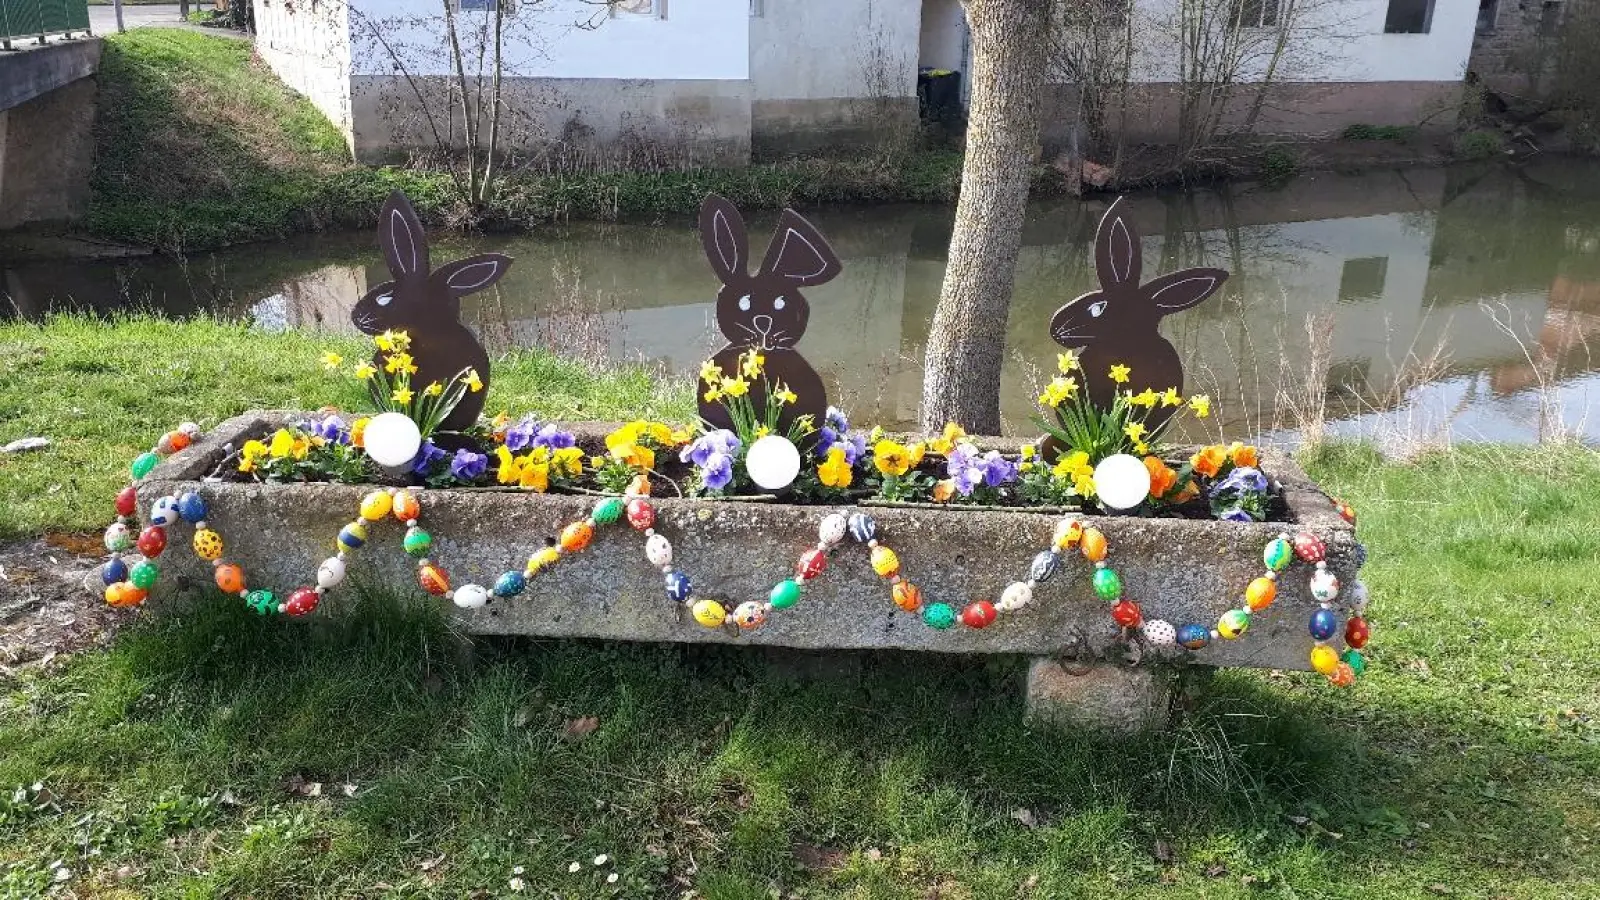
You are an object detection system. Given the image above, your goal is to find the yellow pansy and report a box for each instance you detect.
[1020,444,1036,460]
[818,447,853,488]
[353,363,377,381]
[1109,363,1132,384]
[321,351,343,371]
[519,460,550,492]
[1051,450,1092,480]
[552,446,586,478]
[464,369,484,393]
[741,348,765,379]
[670,427,694,445]
[1161,387,1183,408]
[495,446,520,484]
[874,440,911,477]
[239,439,268,473]
[906,442,927,469]
[612,442,655,471]
[1189,394,1212,418]
[1057,350,1080,373]
[392,386,414,405]
[605,422,643,452]
[644,422,675,446]
[350,418,368,448]
[268,429,297,459]
[932,478,956,503]
[930,422,967,456]
[1073,470,1096,497]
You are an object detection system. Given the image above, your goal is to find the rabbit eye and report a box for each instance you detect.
[1089,300,1107,318]
[377,293,393,307]
[773,296,786,311]
[738,295,751,312]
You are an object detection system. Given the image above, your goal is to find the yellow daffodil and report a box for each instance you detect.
[795,414,817,435]
[775,386,798,406]
[1073,470,1096,497]
[374,332,394,352]
[1134,440,1150,455]
[392,386,414,405]
[464,369,484,393]
[699,359,724,384]
[1052,450,1092,480]
[818,447,853,488]
[1161,387,1183,408]
[874,440,912,477]
[1130,388,1159,408]
[930,422,967,455]
[353,363,377,381]
[1125,422,1148,442]
[238,439,268,473]
[1057,350,1080,373]
[321,351,344,371]
[384,352,417,375]
[703,385,724,402]
[721,377,749,398]
[741,349,765,379]
[906,442,926,469]
[424,381,444,397]
[1039,376,1079,408]
[1189,394,1212,418]
[754,424,771,439]
[1109,363,1132,384]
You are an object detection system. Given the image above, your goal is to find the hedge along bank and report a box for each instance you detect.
[96,193,1372,731]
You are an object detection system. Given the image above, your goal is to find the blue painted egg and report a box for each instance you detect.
[1176,623,1210,650]
[847,512,877,544]
[102,558,129,585]
[665,570,692,603]
[1309,608,1340,641]
[338,521,368,550]
[176,491,208,523]
[149,496,181,527]
[493,570,526,598]
[1028,550,1059,583]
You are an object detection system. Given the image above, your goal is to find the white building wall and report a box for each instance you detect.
[917,0,966,72]
[345,0,748,81]
[252,0,352,143]
[749,0,920,101]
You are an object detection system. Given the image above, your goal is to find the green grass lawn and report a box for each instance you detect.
[1,319,1597,897]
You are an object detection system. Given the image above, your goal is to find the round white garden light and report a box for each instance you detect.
[745,434,802,491]
[364,412,423,468]
[1093,452,1152,510]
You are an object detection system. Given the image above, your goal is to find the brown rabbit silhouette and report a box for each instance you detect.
[1047,197,1228,436]
[350,191,512,432]
[696,194,842,438]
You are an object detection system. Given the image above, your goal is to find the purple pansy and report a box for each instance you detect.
[1219,507,1255,522]
[301,414,348,445]
[980,450,1018,488]
[946,443,986,496]
[1209,466,1268,498]
[532,423,575,450]
[450,448,488,481]
[411,439,447,475]
[681,429,741,467]
[503,416,539,452]
[702,452,735,490]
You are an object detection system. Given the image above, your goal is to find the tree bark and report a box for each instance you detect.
[920,0,1051,435]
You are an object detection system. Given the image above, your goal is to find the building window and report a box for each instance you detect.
[610,0,666,18]
[1338,257,1389,303]
[1477,0,1498,32]
[1384,0,1435,33]
[1235,0,1279,28]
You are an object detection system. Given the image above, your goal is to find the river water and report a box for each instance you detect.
[4,163,1597,447]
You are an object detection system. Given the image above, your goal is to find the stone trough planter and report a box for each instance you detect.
[139,412,1366,732]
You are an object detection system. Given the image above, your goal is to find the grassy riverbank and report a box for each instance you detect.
[0,316,1597,896]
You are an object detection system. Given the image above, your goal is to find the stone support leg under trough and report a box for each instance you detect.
[1025,658,1177,733]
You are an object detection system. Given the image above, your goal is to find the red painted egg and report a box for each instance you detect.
[958,600,998,629]
[626,498,655,530]
[1292,532,1326,564]
[796,548,827,580]
[283,587,320,617]
[1111,599,1143,628]
[115,486,138,517]
[1344,616,1370,649]
[419,564,450,596]
[136,525,167,558]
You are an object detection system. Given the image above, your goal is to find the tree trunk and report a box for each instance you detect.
[920,0,1051,434]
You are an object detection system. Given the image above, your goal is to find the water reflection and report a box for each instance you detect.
[4,165,1595,446]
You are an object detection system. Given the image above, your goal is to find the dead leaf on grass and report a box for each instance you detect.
[418,854,446,872]
[792,842,846,872]
[1010,808,1038,828]
[562,716,600,739]
[1205,863,1228,878]
[1153,839,1175,863]
[42,532,101,556]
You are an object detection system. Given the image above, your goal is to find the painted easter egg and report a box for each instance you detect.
[1245,576,1277,611]
[691,598,728,628]
[1080,527,1108,563]
[1263,536,1294,571]
[1328,662,1356,687]
[998,581,1032,612]
[769,579,802,609]
[338,521,368,550]
[1053,517,1084,551]
[645,533,673,567]
[192,529,223,561]
[129,560,159,590]
[592,497,624,525]
[959,600,997,629]
[148,496,180,527]
[625,498,655,530]
[359,490,393,522]
[1293,532,1326,564]
[391,490,421,523]
[1177,623,1211,650]
[1029,550,1059,583]
[1309,608,1339,641]
[102,558,129,586]
[453,583,489,610]
[817,513,848,548]
[561,521,595,553]
[130,451,159,480]
[892,581,922,612]
[664,570,692,603]
[176,491,207,524]
[104,522,133,553]
[526,546,561,575]
[283,587,320,617]
[419,564,450,596]
[494,571,526,598]
[733,601,767,630]
[403,528,432,557]
[137,526,167,558]
[215,563,246,594]
[1141,619,1177,646]
[1092,567,1122,600]
[245,589,277,615]
[115,486,138,517]
[1342,648,1366,676]
[1111,599,1142,628]
[316,556,346,589]
[1217,609,1251,640]
[921,602,956,630]
[796,548,827,580]
[1344,616,1370,649]
[1310,644,1340,676]
[847,512,877,544]
[869,545,899,578]
[165,430,191,452]
[1310,569,1340,603]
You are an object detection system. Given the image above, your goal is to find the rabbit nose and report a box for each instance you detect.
[752,315,773,334]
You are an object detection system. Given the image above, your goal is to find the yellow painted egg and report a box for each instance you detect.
[359,490,393,522]
[192,528,224,561]
[691,598,728,628]
[870,545,900,578]
[526,546,562,576]
[1310,644,1340,676]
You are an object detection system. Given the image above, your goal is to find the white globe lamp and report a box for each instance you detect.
[1093,453,1152,510]
[364,412,423,468]
[745,435,802,491]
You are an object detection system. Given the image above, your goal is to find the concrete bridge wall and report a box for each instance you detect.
[0,38,102,230]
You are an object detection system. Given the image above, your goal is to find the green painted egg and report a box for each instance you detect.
[403,528,432,557]
[130,451,160,480]
[1263,537,1293,571]
[592,497,624,525]
[921,602,956,630]
[1092,567,1122,600]
[769,579,802,609]
[129,560,159,590]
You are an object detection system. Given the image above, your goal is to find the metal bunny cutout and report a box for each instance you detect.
[1049,198,1229,430]
[350,191,512,431]
[696,193,843,436]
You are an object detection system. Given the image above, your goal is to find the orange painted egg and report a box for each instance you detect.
[1245,576,1277,611]
[892,581,922,612]
[214,563,246,594]
[1080,527,1108,563]
[419,564,450,596]
[560,521,594,553]
[392,490,421,523]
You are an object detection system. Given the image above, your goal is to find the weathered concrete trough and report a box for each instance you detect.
[140,412,1365,731]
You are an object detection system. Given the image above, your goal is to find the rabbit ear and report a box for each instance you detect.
[433,253,513,298]
[1144,268,1229,314]
[380,191,431,281]
[758,209,842,287]
[1094,198,1141,289]
[699,194,749,284]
